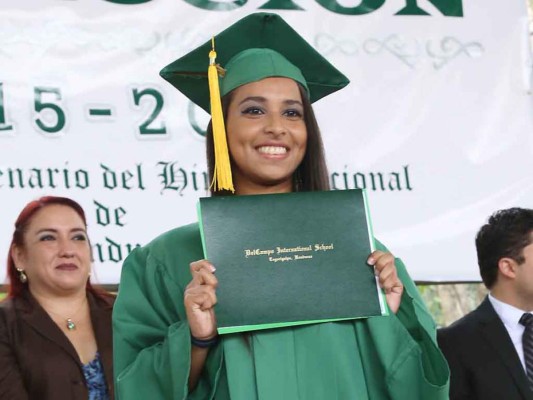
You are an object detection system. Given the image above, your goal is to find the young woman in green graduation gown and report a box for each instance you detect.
[112,13,449,400]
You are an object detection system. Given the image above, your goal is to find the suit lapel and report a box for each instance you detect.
[16,291,81,365]
[477,297,533,400]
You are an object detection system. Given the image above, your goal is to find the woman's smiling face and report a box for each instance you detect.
[11,204,91,296]
[225,77,308,195]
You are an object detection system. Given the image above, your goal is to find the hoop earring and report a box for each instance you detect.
[16,268,28,284]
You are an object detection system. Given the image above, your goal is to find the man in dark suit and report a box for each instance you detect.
[438,207,533,400]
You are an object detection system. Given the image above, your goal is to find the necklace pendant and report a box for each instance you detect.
[66,318,76,331]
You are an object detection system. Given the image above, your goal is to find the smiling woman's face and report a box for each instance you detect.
[225,76,308,195]
[11,204,91,297]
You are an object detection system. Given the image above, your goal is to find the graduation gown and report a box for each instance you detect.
[113,223,449,399]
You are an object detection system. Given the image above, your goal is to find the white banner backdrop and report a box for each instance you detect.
[0,0,531,283]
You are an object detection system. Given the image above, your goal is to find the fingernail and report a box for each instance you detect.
[210,265,216,273]
[367,257,375,265]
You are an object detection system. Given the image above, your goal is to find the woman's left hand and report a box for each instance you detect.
[367,250,404,314]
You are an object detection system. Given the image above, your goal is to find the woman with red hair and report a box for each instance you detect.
[1,196,115,400]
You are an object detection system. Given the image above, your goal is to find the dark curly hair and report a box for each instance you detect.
[476,207,533,288]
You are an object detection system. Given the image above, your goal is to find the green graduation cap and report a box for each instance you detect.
[160,12,350,113]
[160,12,350,193]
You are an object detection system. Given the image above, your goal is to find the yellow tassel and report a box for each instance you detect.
[208,37,234,192]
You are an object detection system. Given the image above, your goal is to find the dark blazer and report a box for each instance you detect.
[0,290,115,400]
[438,296,533,400]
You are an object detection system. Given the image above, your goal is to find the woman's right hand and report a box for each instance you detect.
[184,260,218,340]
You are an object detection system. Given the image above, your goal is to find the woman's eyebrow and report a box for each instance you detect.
[35,228,58,235]
[238,97,303,106]
[283,99,303,106]
[238,96,266,105]
[34,227,86,235]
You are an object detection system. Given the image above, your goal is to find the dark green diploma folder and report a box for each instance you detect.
[198,189,387,334]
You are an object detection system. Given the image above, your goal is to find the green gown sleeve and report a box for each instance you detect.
[371,240,450,399]
[112,228,224,400]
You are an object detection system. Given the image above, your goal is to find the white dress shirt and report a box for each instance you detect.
[489,293,532,371]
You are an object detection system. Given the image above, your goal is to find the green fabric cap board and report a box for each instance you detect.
[160,12,350,113]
